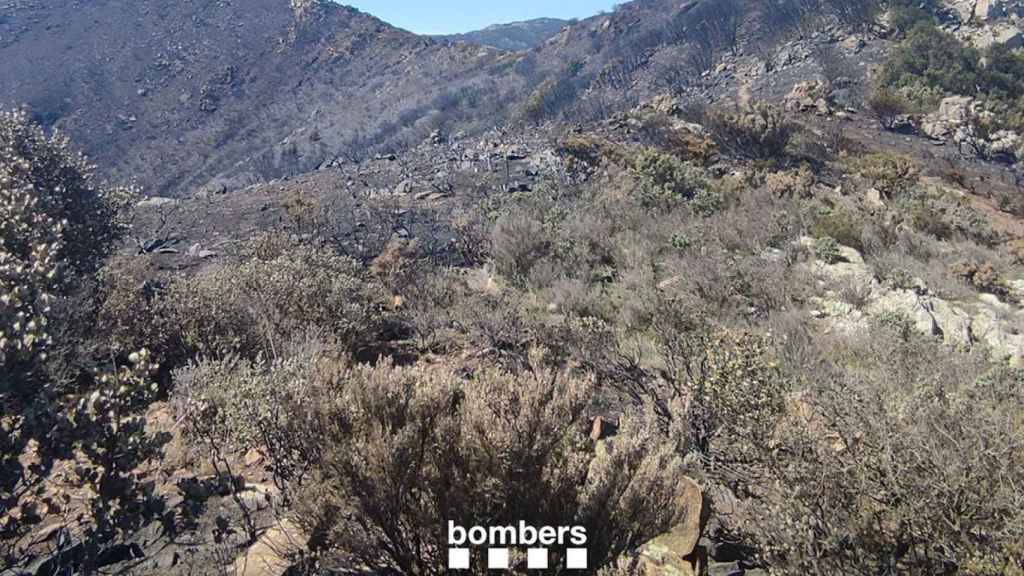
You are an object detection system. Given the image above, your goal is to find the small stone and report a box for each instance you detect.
[590,416,618,441]
[243,449,263,467]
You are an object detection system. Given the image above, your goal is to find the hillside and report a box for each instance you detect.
[0,0,520,196]
[435,17,570,51]
[4,2,1024,572]
[0,0,885,198]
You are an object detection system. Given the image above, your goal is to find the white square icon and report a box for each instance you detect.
[527,548,549,569]
[449,548,470,570]
[488,548,510,570]
[566,548,588,570]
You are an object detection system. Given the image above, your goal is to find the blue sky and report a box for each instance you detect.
[341,0,620,35]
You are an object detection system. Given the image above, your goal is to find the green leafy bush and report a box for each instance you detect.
[884,24,984,97]
[811,207,865,253]
[0,109,151,569]
[847,152,920,199]
[881,20,1024,133]
[866,84,912,130]
[629,148,710,209]
[814,236,842,264]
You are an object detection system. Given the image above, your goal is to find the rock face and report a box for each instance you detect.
[971,21,1024,48]
[947,0,1024,22]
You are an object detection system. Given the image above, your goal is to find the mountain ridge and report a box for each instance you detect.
[0,0,882,197]
[434,17,571,51]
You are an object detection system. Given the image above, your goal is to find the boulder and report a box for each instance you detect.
[590,416,619,441]
[868,290,974,347]
[136,196,178,209]
[988,130,1023,160]
[648,94,683,116]
[95,543,145,568]
[946,0,1022,22]
[195,182,228,199]
[784,80,828,113]
[921,96,974,141]
[640,477,704,564]
[973,0,1024,20]
[393,179,415,195]
[232,519,306,576]
[840,35,867,54]
[971,298,1024,363]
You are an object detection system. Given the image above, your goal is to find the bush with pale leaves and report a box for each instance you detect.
[0,109,133,378]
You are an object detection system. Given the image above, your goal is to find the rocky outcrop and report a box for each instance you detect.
[783,80,832,115]
[947,0,1024,22]
[920,96,1023,161]
[945,0,1024,48]
[804,238,1024,364]
[920,96,975,141]
[970,21,1024,48]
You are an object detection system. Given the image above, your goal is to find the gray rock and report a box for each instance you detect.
[394,179,415,195]
[136,196,178,209]
[708,562,743,576]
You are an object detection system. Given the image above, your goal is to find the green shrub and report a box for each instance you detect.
[901,188,996,245]
[609,317,792,480]
[0,110,150,568]
[866,84,912,130]
[811,207,864,253]
[882,21,1024,134]
[884,23,984,97]
[629,148,709,209]
[847,152,920,199]
[814,237,842,264]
